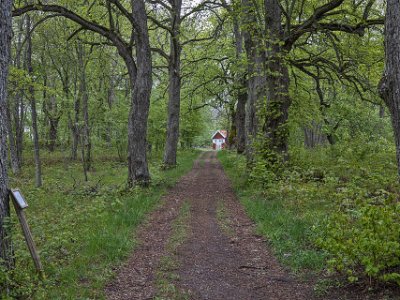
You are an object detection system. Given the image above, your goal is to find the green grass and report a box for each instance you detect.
[155,201,191,300]
[216,201,234,237]
[218,138,400,289]
[218,150,326,274]
[5,150,199,299]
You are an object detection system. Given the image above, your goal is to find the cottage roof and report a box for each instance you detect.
[211,130,227,139]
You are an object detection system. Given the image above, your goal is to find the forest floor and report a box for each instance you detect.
[105,151,313,300]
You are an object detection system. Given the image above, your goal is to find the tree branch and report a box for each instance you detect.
[13,4,129,50]
[151,47,170,61]
[283,0,383,50]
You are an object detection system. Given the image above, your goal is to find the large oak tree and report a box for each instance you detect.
[237,0,383,165]
[14,1,153,186]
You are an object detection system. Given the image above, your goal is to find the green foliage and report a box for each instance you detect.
[220,132,400,287]
[3,150,199,299]
[317,194,400,284]
[293,138,400,285]
[218,150,326,273]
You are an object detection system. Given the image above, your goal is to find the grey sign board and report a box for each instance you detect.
[11,189,28,209]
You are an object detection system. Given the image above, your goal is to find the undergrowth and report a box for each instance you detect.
[219,137,400,289]
[2,149,199,299]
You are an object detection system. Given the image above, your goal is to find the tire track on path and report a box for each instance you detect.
[176,151,312,300]
[106,151,313,299]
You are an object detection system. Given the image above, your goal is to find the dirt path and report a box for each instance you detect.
[105,151,313,300]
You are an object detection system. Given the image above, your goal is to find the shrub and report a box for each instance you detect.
[316,190,400,284]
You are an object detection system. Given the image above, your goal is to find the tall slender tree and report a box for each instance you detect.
[76,41,91,171]
[163,0,183,168]
[150,0,219,167]
[26,15,43,188]
[220,0,247,154]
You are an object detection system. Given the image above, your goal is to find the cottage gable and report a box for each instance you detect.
[211,130,227,150]
[212,132,225,140]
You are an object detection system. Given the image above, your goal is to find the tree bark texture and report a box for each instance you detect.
[77,42,91,171]
[43,77,61,152]
[11,17,25,170]
[5,99,19,174]
[163,0,182,168]
[303,121,327,148]
[26,15,42,188]
[0,0,14,270]
[46,96,61,152]
[263,0,291,160]
[14,92,24,165]
[379,0,400,178]
[236,89,247,153]
[127,0,152,186]
[228,102,237,148]
[106,55,118,147]
[232,10,247,153]
[70,73,80,160]
[242,0,266,162]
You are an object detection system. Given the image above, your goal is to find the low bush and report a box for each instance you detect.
[219,137,400,287]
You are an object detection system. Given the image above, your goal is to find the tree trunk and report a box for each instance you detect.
[26,15,42,188]
[106,55,117,147]
[304,121,327,148]
[47,100,61,153]
[5,99,19,174]
[48,117,59,152]
[242,0,266,163]
[77,42,91,171]
[233,13,247,154]
[6,14,22,174]
[126,0,152,187]
[379,104,385,118]
[12,17,25,169]
[236,88,247,153]
[80,134,88,182]
[228,103,237,149]
[43,79,61,152]
[70,71,80,160]
[163,0,182,168]
[263,0,291,163]
[14,93,24,165]
[0,0,14,271]
[379,0,400,178]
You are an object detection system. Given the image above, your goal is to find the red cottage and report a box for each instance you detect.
[211,130,227,150]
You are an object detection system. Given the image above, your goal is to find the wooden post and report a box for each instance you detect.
[10,189,44,279]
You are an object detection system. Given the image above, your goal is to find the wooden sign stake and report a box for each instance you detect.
[10,189,45,279]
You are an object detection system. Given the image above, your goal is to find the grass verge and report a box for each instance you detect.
[5,150,199,299]
[216,201,234,237]
[155,201,191,300]
[218,140,400,296]
[218,151,326,275]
